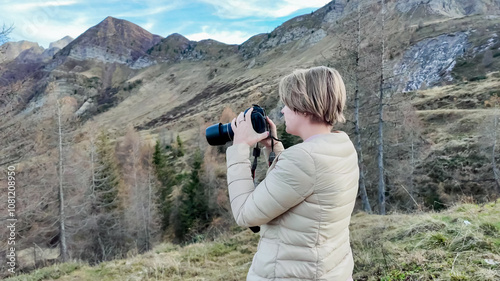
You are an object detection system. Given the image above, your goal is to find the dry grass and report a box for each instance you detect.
[352,201,500,280]
[6,202,499,281]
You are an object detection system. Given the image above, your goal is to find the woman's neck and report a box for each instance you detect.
[298,122,333,141]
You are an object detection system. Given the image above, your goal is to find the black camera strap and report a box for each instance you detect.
[269,138,276,166]
[249,144,261,233]
[248,136,282,234]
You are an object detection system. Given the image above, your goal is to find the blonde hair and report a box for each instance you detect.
[279,66,346,126]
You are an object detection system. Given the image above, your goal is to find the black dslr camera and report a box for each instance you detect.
[206,105,270,234]
[206,104,269,146]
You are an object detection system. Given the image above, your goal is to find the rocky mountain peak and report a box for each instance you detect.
[0,41,42,63]
[144,33,237,64]
[55,16,163,65]
[49,36,73,50]
[162,33,191,47]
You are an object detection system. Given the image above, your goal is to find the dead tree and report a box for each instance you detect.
[353,2,372,213]
[377,0,387,215]
[56,99,68,262]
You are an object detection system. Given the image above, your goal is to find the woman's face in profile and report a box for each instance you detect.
[281,105,303,136]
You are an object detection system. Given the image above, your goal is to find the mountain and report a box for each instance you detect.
[54,16,162,66]
[396,0,500,17]
[49,36,73,50]
[0,40,42,63]
[0,36,74,64]
[145,33,238,63]
[41,36,74,60]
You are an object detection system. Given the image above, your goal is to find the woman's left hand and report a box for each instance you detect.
[231,107,270,146]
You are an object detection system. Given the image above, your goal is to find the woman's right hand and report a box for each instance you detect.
[259,116,279,148]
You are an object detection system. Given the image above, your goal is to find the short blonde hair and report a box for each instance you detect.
[279,66,346,126]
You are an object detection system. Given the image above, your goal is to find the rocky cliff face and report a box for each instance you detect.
[396,0,500,17]
[394,32,469,92]
[238,1,350,60]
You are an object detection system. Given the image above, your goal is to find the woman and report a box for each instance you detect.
[226,66,358,281]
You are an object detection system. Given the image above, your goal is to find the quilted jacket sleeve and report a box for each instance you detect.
[226,143,315,227]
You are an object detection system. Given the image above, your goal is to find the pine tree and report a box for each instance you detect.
[86,129,125,263]
[177,149,208,241]
[175,135,185,157]
[152,140,177,232]
[93,130,121,212]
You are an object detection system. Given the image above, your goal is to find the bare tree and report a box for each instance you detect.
[56,99,68,262]
[492,111,500,193]
[117,126,159,253]
[353,2,372,214]
[0,23,13,44]
[320,2,375,214]
[486,97,500,193]
[377,0,387,215]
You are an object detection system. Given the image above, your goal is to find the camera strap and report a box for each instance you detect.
[269,138,276,166]
[249,144,261,233]
[248,136,282,234]
[251,145,260,180]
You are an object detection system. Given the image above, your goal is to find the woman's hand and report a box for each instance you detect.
[259,116,278,149]
[231,108,270,146]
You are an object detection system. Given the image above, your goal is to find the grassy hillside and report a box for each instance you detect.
[6,202,499,281]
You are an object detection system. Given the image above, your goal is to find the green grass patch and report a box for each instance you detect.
[6,203,500,281]
[6,262,83,281]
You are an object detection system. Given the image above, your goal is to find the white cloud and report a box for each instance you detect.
[9,0,79,11]
[198,0,331,19]
[185,26,253,44]
[0,0,91,48]
[0,0,330,48]
[141,20,156,32]
[115,4,179,18]
[5,14,90,48]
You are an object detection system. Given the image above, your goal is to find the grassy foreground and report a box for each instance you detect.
[5,202,500,281]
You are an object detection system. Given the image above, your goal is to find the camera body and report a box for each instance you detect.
[206,104,269,146]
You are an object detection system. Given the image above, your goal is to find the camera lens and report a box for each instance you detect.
[205,123,234,146]
[205,105,268,146]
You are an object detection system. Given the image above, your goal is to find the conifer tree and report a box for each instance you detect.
[93,130,121,212]
[86,129,125,263]
[176,135,185,157]
[177,149,208,241]
[152,140,177,232]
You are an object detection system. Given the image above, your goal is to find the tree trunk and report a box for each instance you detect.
[410,130,415,198]
[145,168,152,252]
[57,100,68,262]
[377,0,387,215]
[354,2,372,214]
[492,107,500,193]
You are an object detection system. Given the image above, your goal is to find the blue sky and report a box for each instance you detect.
[0,0,332,48]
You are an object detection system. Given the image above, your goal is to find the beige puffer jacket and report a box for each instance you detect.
[226,132,359,281]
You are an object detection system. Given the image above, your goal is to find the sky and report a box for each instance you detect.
[0,0,332,49]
